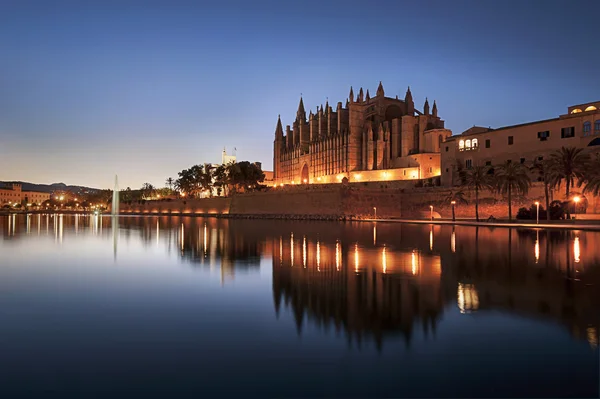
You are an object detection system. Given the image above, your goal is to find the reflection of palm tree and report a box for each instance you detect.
[495,161,531,221]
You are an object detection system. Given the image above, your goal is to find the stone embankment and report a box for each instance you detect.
[114,181,600,221]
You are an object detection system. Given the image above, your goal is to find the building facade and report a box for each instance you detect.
[441,101,600,187]
[273,83,452,185]
[0,183,51,206]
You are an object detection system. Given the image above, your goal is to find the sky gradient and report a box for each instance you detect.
[1,0,599,189]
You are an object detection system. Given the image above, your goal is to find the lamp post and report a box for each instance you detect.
[535,201,540,224]
[451,201,456,222]
[573,196,580,220]
[430,205,434,221]
[373,207,377,220]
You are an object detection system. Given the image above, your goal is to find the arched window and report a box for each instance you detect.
[438,134,443,146]
[472,138,479,148]
[459,140,465,151]
[585,106,597,112]
[465,139,471,150]
[584,122,592,136]
[595,120,600,134]
[571,109,583,114]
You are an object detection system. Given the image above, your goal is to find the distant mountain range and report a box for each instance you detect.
[0,181,101,194]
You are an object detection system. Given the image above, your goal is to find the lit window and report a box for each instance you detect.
[585,106,597,112]
[465,139,471,149]
[472,138,478,148]
[459,140,465,151]
[584,122,592,136]
[571,108,583,114]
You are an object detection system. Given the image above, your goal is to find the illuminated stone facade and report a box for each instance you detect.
[273,83,451,185]
[441,100,600,187]
[0,183,50,206]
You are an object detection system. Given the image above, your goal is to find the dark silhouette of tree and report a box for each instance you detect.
[495,161,531,222]
[548,147,589,218]
[459,165,493,221]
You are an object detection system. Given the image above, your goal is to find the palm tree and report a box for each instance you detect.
[444,190,468,221]
[459,166,493,222]
[530,159,559,221]
[495,161,531,222]
[583,156,600,197]
[165,177,174,191]
[548,147,589,218]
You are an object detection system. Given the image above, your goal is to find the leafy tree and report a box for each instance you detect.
[141,183,155,199]
[213,165,230,197]
[459,165,493,222]
[495,161,531,222]
[548,147,589,218]
[227,161,265,193]
[175,165,205,198]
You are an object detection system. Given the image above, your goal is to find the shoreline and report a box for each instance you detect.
[2,210,600,231]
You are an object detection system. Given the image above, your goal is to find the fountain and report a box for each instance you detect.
[112,175,119,260]
[112,175,119,216]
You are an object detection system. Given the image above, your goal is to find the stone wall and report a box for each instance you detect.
[119,197,231,215]
[116,182,599,220]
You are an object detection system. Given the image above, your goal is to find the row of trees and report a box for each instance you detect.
[173,161,265,199]
[455,146,600,221]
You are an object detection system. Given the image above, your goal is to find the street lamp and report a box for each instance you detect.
[535,201,540,224]
[451,200,456,222]
[430,205,434,221]
[373,207,377,220]
[573,196,580,219]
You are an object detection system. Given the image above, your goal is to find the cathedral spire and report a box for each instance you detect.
[325,99,329,114]
[358,87,364,102]
[376,81,384,97]
[365,89,370,101]
[424,97,430,115]
[296,97,306,121]
[349,86,354,103]
[405,86,414,115]
[275,114,283,139]
[432,100,438,117]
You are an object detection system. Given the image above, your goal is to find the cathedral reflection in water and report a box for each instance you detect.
[271,223,600,351]
[1,215,599,350]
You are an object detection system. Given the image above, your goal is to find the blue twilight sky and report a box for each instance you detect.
[1,0,599,189]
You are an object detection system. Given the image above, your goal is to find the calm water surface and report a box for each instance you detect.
[1,214,598,398]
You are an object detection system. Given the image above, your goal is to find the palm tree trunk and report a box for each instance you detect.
[475,187,479,222]
[565,177,571,219]
[508,187,512,222]
[545,182,551,221]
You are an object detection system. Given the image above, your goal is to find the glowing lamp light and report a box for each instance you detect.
[451,200,456,205]
[573,196,580,204]
[355,174,361,180]
[317,177,322,181]
[303,179,307,183]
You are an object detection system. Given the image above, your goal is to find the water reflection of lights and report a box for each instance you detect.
[535,231,540,263]
[586,327,598,349]
[290,233,294,267]
[457,283,479,314]
[26,214,31,234]
[37,214,41,236]
[335,240,340,271]
[279,236,283,265]
[59,214,63,245]
[382,246,387,273]
[303,236,307,268]
[574,236,580,263]
[373,224,377,246]
[429,227,433,251]
[354,243,359,272]
[316,240,320,271]
[180,223,184,252]
[411,250,417,275]
[203,223,207,256]
[451,229,456,253]
[156,220,160,247]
